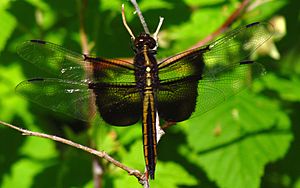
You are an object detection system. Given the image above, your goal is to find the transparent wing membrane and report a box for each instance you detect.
[16,22,273,123]
[17,40,90,82]
[157,22,273,121]
[202,22,272,77]
[16,40,138,121]
[15,78,93,120]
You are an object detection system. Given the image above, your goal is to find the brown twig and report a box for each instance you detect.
[0,120,144,180]
[129,0,150,34]
[92,156,103,188]
[192,0,251,48]
[161,121,177,130]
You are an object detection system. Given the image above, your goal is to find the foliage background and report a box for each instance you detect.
[0,0,299,187]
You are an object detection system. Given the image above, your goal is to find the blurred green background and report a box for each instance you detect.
[0,0,299,187]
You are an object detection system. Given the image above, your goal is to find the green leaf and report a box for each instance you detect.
[150,162,198,187]
[121,139,145,171]
[263,73,300,102]
[0,10,16,52]
[107,140,144,187]
[25,0,50,10]
[0,1,9,8]
[244,0,288,23]
[20,137,58,159]
[182,92,292,188]
[0,64,33,124]
[56,149,93,187]
[93,123,121,155]
[295,178,300,188]
[0,135,58,187]
[100,0,123,12]
[139,0,173,10]
[1,159,45,188]
[160,3,237,57]
[113,140,197,187]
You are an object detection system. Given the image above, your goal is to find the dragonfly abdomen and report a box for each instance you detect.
[142,89,157,179]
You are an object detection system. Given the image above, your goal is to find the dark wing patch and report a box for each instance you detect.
[90,83,142,126]
[157,76,199,122]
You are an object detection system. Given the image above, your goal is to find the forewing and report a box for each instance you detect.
[158,46,206,82]
[17,40,136,82]
[17,40,89,81]
[202,22,272,77]
[17,40,138,121]
[157,22,272,121]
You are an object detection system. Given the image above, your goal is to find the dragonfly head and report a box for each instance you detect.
[134,33,157,50]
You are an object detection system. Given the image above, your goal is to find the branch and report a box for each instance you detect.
[0,120,146,183]
[161,121,177,130]
[129,0,150,34]
[192,0,251,48]
[92,157,103,188]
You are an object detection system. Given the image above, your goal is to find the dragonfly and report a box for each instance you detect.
[16,21,273,179]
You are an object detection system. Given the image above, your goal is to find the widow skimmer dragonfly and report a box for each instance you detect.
[16,21,273,179]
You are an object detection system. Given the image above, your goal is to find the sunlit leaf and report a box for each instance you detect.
[182,92,292,188]
[263,73,300,102]
[0,10,16,52]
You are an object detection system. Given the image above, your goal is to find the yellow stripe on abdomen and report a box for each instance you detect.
[142,90,157,179]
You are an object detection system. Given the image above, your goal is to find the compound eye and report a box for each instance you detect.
[148,38,156,49]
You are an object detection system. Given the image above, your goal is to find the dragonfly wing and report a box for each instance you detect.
[157,77,199,122]
[90,83,142,126]
[17,40,135,82]
[16,78,93,121]
[16,78,142,124]
[17,40,138,122]
[157,22,272,121]
[157,62,264,121]
[202,22,272,77]
[17,40,90,81]
[194,62,264,117]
